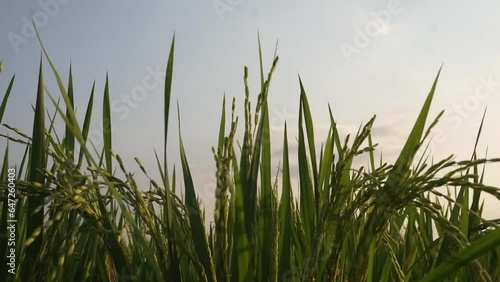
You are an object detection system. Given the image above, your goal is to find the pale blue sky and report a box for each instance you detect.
[1,1,500,219]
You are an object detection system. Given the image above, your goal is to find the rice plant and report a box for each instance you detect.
[1,32,500,282]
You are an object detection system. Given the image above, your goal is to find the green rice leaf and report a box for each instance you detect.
[297,79,315,257]
[230,137,251,281]
[77,82,95,168]
[35,26,84,143]
[102,74,112,174]
[164,34,175,186]
[421,227,500,282]
[299,78,318,203]
[278,122,293,280]
[218,95,226,151]
[0,74,15,124]
[64,64,75,160]
[178,103,216,282]
[384,66,442,197]
[25,56,46,280]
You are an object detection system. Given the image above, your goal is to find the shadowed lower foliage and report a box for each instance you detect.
[1,35,500,282]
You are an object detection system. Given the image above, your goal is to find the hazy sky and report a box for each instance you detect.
[1,1,500,219]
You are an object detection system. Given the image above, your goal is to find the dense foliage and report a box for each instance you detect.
[1,34,500,281]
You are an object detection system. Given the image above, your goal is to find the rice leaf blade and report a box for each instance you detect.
[64,65,75,160]
[25,56,46,281]
[278,122,293,280]
[178,104,216,282]
[0,74,15,124]
[420,227,500,282]
[77,82,95,167]
[102,74,112,174]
